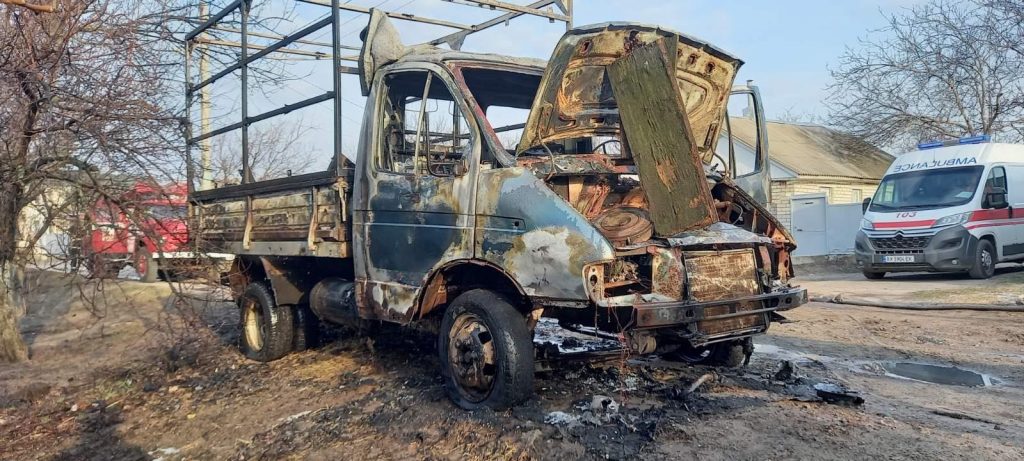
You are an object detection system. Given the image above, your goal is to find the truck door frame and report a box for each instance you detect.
[351,61,483,322]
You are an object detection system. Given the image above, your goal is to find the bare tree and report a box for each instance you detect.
[827,0,1024,150]
[0,0,188,362]
[210,118,319,184]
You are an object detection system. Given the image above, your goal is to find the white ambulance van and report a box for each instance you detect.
[856,136,1024,279]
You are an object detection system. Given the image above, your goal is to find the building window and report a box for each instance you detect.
[851,189,863,202]
[819,186,832,202]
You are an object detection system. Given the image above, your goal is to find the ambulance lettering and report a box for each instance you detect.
[892,157,978,173]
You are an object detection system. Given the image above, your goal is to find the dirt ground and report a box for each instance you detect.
[2,271,1023,460]
[797,264,1024,305]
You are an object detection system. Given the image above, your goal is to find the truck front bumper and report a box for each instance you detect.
[630,286,807,329]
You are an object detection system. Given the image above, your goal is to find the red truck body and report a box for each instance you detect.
[82,182,221,282]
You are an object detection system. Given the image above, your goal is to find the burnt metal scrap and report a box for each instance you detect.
[187,8,806,410]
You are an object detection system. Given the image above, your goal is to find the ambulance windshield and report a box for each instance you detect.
[869,166,984,212]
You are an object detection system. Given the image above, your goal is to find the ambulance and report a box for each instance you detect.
[856,136,1024,279]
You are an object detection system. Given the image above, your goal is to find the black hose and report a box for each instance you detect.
[811,294,1024,312]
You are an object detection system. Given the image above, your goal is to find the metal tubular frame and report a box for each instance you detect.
[184,0,572,188]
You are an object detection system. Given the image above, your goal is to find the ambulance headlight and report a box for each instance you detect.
[932,212,971,228]
[860,219,874,230]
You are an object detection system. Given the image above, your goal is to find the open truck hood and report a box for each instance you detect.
[515,23,743,237]
[517,22,742,162]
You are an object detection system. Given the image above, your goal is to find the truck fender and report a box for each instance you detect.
[416,259,529,319]
[256,257,316,306]
[227,256,267,302]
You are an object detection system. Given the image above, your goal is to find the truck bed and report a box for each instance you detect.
[191,170,353,258]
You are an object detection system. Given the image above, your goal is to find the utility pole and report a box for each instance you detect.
[198,1,214,190]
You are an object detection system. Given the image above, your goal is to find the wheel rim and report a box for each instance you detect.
[243,297,265,351]
[447,313,497,402]
[136,253,147,277]
[981,248,994,274]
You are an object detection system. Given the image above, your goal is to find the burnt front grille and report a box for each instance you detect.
[683,249,765,335]
[871,236,930,250]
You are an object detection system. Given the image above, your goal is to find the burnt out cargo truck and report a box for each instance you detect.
[189,11,806,409]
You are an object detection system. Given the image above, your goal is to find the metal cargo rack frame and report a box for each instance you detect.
[183,0,574,194]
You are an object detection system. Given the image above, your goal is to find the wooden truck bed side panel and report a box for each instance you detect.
[193,172,352,259]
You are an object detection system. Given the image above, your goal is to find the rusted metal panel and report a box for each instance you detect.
[649,247,684,300]
[607,39,717,236]
[517,23,741,161]
[474,167,615,301]
[193,177,351,259]
[358,10,406,96]
[683,249,765,335]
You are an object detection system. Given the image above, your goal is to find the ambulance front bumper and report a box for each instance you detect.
[855,225,977,273]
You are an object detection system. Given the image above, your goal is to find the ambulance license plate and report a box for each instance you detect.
[882,255,915,263]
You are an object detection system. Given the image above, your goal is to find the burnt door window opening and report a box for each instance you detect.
[714,93,762,178]
[378,70,472,177]
[459,68,541,165]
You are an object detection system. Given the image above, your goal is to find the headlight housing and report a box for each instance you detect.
[932,212,971,228]
[860,218,874,230]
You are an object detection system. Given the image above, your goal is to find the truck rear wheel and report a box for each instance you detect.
[135,247,159,283]
[292,304,321,351]
[968,239,996,279]
[438,289,534,410]
[239,282,294,362]
[667,337,752,368]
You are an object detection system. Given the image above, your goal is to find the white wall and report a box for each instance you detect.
[789,193,864,257]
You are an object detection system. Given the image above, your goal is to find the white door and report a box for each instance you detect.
[791,195,827,256]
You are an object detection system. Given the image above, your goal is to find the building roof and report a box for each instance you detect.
[729,117,894,180]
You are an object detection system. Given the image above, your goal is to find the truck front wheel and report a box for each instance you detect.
[239,282,294,362]
[667,337,753,368]
[438,289,534,410]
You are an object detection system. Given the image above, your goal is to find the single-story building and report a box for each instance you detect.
[728,117,894,230]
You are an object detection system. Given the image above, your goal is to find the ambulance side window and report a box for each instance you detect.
[985,167,1007,192]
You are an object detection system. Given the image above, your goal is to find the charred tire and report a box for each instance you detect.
[862,271,886,280]
[86,256,114,279]
[293,304,321,351]
[135,247,159,283]
[969,239,996,279]
[668,337,752,368]
[438,289,534,410]
[238,282,294,362]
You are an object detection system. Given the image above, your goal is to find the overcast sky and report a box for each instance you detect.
[198,0,928,169]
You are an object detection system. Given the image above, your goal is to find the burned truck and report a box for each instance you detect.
[190,12,806,409]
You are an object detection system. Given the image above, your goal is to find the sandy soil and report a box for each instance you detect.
[797,264,1024,305]
[1,272,1022,460]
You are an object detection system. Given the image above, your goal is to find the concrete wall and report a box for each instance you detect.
[770,177,879,229]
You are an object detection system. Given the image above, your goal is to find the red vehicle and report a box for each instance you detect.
[82,182,227,282]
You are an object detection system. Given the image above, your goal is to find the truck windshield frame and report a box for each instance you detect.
[869,165,985,212]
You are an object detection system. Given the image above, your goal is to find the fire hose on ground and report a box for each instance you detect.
[810,293,1024,312]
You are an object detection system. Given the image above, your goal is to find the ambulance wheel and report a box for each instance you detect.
[862,271,886,280]
[135,247,159,283]
[968,239,996,279]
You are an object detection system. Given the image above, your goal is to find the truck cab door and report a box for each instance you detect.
[353,66,478,322]
[717,85,771,206]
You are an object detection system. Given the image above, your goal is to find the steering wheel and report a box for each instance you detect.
[593,138,621,155]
